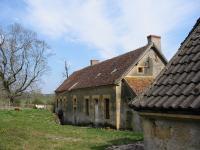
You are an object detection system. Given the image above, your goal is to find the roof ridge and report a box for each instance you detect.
[114,43,156,84]
[72,44,148,74]
[180,17,200,48]
[56,44,150,93]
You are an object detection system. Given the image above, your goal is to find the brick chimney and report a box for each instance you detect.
[147,35,161,50]
[90,60,99,66]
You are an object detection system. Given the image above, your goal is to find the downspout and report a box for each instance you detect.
[115,83,121,130]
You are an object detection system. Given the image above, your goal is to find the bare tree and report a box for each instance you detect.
[63,60,70,78]
[0,23,48,104]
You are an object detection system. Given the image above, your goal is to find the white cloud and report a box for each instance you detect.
[24,0,200,59]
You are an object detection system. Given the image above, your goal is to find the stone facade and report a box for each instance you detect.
[120,49,165,130]
[55,47,166,130]
[141,113,200,150]
[56,85,117,127]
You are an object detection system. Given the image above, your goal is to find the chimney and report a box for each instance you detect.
[147,35,161,50]
[90,60,99,66]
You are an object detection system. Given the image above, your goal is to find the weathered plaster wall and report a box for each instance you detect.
[120,81,142,131]
[142,116,200,150]
[127,48,165,77]
[56,85,117,128]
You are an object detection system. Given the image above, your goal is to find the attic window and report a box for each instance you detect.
[111,68,118,74]
[138,67,144,74]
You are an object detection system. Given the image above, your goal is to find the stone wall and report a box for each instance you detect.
[120,81,142,131]
[56,82,142,131]
[119,48,165,131]
[141,114,200,150]
[56,85,118,128]
[127,48,165,77]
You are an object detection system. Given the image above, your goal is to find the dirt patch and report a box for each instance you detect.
[105,142,144,150]
[45,134,81,142]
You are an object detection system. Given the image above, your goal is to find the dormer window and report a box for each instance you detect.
[95,73,101,78]
[111,68,118,74]
[138,67,144,74]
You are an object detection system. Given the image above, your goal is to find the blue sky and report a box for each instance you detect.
[0,0,199,94]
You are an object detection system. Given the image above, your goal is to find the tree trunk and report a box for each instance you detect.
[9,97,14,106]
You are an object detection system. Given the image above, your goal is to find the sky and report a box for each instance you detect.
[0,0,199,94]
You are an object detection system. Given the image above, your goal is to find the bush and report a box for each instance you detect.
[31,98,44,104]
[14,99,21,107]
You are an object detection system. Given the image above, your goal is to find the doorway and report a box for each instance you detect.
[94,99,99,126]
[58,110,64,125]
[126,111,133,129]
[74,106,77,124]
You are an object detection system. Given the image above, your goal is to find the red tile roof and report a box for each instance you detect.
[55,45,150,93]
[125,77,154,95]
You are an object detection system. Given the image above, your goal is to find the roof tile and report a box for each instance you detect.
[171,95,185,109]
[124,77,154,95]
[163,96,177,109]
[190,95,200,109]
[130,18,200,111]
[56,45,148,92]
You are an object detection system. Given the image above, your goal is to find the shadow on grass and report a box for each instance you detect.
[90,138,142,150]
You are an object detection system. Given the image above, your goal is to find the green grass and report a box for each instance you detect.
[0,109,143,150]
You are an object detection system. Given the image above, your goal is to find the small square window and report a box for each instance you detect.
[138,67,144,73]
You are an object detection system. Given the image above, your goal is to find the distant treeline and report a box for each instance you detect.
[0,91,55,106]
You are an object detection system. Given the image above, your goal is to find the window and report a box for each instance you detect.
[73,98,77,106]
[105,99,110,119]
[63,97,67,107]
[137,67,144,74]
[85,99,89,116]
[95,99,98,104]
[73,98,77,112]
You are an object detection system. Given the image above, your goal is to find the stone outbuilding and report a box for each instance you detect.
[55,35,167,130]
[130,18,200,149]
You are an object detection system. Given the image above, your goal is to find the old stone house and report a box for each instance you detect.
[55,35,167,130]
[130,18,200,149]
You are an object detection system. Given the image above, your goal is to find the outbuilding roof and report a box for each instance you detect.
[124,77,154,95]
[130,18,200,112]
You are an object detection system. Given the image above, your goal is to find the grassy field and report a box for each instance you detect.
[0,109,142,150]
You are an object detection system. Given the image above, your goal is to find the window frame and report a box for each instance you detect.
[137,66,144,74]
[104,98,110,119]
